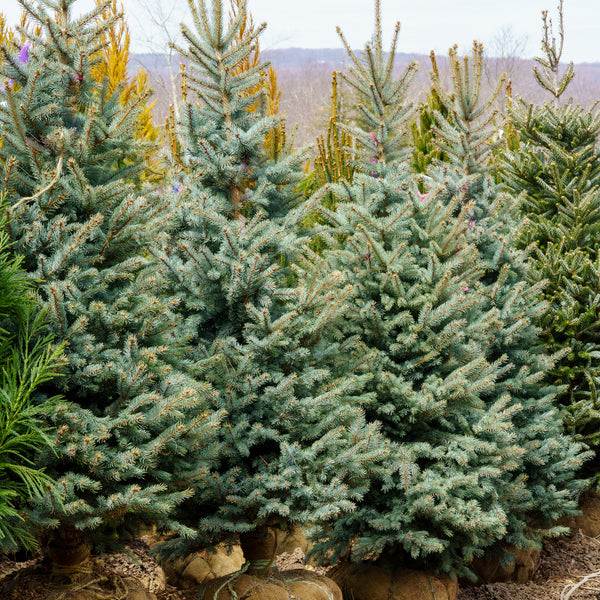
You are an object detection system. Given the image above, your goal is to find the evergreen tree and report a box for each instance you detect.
[91,0,163,182]
[426,41,589,556]
[410,51,452,175]
[312,5,514,574]
[298,71,356,254]
[226,0,286,160]
[500,0,600,455]
[150,0,383,559]
[0,200,62,553]
[310,5,588,576]
[0,0,220,569]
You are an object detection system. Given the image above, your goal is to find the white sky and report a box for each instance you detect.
[2,0,600,63]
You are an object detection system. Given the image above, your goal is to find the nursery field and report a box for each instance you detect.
[3,0,600,598]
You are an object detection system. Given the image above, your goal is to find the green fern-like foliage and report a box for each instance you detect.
[0,202,62,553]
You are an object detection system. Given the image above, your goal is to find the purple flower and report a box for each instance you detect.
[326,296,332,301]
[417,191,428,202]
[468,219,475,229]
[463,286,469,293]
[172,184,180,194]
[19,43,31,64]
[370,157,377,163]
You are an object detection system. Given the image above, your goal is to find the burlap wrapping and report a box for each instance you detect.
[328,562,459,600]
[467,546,541,585]
[239,528,279,576]
[198,568,341,600]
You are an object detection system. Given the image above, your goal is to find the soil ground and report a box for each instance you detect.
[458,533,600,600]
[1,532,600,599]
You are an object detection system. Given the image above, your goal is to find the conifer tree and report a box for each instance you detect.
[410,52,452,175]
[301,72,355,200]
[150,0,383,559]
[0,0,220,570]
[298,71,356,254]
[312,4,514,573]
[310,3,588,575]
[0,201,62,553]
[226,0,285,160]
[91,0,163,181]
[501,1,600,455]
[426,41,589,556]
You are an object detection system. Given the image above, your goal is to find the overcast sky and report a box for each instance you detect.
[3,0,600,63]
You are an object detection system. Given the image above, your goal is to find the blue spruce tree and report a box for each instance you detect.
[309,2,588,577]
[150,0,383,567]
[0,0,221,577]
[426,40,589,561]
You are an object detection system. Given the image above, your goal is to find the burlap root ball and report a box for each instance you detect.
[328,562,459,600]
[198,568,342,600]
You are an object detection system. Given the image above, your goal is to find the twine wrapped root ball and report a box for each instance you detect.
[198,569,342,600]
[329,562,459,600]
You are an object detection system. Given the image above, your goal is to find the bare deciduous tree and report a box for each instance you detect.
[130,0,189,119]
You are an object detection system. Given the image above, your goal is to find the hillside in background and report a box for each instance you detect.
[133,48,600,148]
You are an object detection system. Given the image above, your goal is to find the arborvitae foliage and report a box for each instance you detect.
[0,203,62,553]
[150,0,383,558]
[410,52,452,175]
[501,1,600,455]
[311,8,588,575]
[427,42,589,556]
[0,0,220,561]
